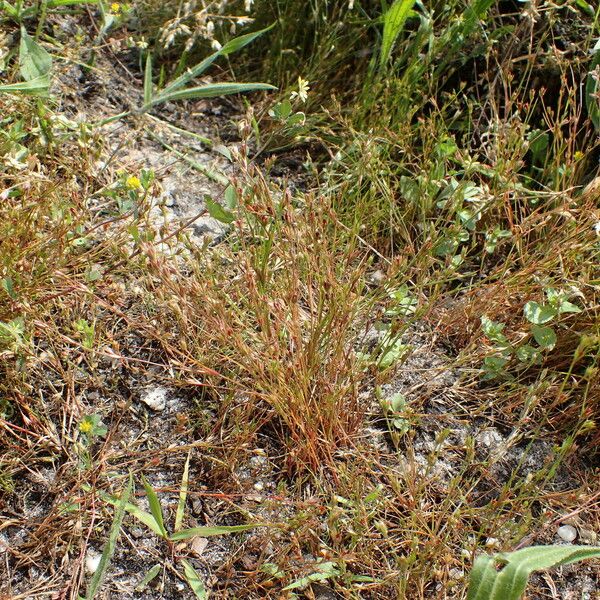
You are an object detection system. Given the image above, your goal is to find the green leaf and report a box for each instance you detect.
[557,300,581,315]
[586,39,600,132]
[181,559,208,599]
[379,0,417,66]
[0,76,52,95]
[142,476,168,538]
[135,564,161,592]
[1,277,16,300]
[163,24,275,94]
[143,53,153,106]
[101,491,165,537]
[170,523,263,542]
[19,27,52,83]
[175,451,191,533]
[467,546,600,600]
[153,82,276,106]
[86,475,133,599]
[283,561,339,591]
[531,325,556,350]
[205,196,235,224]
[523,301,557,325]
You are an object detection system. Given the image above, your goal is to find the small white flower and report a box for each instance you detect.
[211,39,222,50]
[594,221,600,236]
[244,0,253,12]
[290,77,310,103]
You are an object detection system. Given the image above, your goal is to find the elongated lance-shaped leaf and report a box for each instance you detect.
[379,0,417,67]
[170,523,265,542]
[153,82,276,106]
[143,52,153,107]
[586,38,600,131]
[86,475,133,599]
[175,450,191,533]
[0,75,50,95]
[181,560,208,599]
[163,23,274,95]
[142,475,168,538]
[135,564,161,592]
[467,545,600,600]
[461,0,495,38]
[99,490,165,537]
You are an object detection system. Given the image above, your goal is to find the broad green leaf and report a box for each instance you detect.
[557,300,581,315]
[175,450,191,533]
[523,301,557,325]
[142,476,168,538]
[153,82,276,106]
[205,196,235,224]
[181,559,208,599]
[467,546,600,600]
[170,523,262,541]
[531,325,556,350]
[19,27,52,82]
[86,475,133,599]
[379,0,417,66]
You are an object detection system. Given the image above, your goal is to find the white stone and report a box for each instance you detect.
[557,525,577,543]
[85,549,101,574]
[141,386,169,411]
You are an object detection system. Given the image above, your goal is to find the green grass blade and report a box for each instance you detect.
[181,559,208,599]
[86,474,133,599]
[461,0,495,38]
[0,75,50,95]
[379,0,417,67]
[100,489,165,537]
[163,23,274,95]
[142,475,168,538]
[135,564,162,592]
[175,450,191,533]
[1,0,19,17]
[143,52,153,107]
[153,82,276,106]
[170,523,263,541]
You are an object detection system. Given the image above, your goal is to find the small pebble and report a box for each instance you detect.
[141,386,168,411]
[253,481,264,492]
[557,524,577,543]
[85,549,101,574]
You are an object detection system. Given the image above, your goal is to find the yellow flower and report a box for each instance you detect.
[574,151,584,161]
[110,2,121,14]
[125,175,141,190]
[79,419,93,434]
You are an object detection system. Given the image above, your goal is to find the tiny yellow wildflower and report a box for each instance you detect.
[79,419,93,434]
[125,175,141,190]
[110,2,121,14]
[574,151,584,161]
